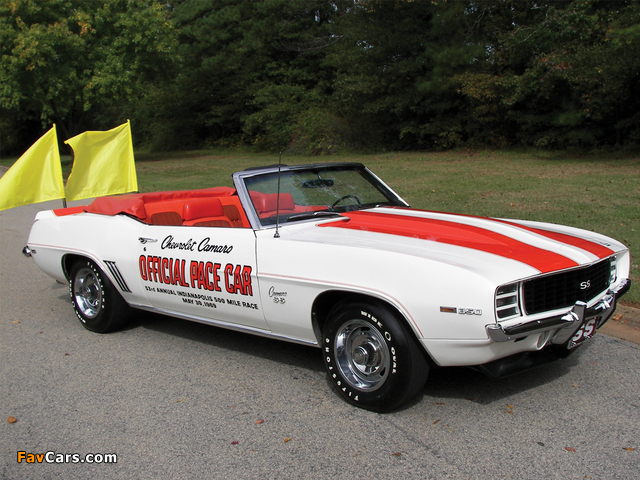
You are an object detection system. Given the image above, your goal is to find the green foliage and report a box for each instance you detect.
[465,0,640,149]
[243,82,311,151]
[147,0,347,152]
[327,1,484,149]
[290,108,348,156]
[0,0,177,153]
[3,0,640,154]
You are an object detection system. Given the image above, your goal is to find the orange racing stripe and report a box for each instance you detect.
[490,219,614,258]
[322,211,579,273]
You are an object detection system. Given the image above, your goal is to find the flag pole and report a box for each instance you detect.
[62,125,68,208]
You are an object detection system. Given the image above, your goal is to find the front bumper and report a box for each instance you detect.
[486,278,631,343]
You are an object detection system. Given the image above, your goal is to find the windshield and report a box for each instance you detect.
[241,164,404,226]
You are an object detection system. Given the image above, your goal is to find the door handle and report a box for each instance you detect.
[139,237,158,244]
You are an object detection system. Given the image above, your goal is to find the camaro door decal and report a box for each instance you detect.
[322,211,578,274]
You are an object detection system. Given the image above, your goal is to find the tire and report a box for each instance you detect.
[322,300,429,412]
[69,259,130,333]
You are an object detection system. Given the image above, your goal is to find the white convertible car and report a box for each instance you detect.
[24,163,631,411]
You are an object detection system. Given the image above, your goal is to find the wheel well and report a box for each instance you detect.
[311,290,436,366]
[61,254,88,281]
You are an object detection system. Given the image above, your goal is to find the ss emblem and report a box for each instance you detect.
[580,280,591,290]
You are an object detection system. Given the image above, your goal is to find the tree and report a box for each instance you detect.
[6,0,638,154]
[455,0,640,149]
[151,0,349,152]
[0,0,177,154]
[326,1,488,149]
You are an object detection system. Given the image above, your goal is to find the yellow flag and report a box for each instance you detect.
[0,125,65,211]
[64,120,138,201]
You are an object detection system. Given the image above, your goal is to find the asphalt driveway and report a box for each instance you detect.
[2,200,639,480]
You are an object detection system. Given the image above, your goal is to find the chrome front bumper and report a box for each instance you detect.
[486,279,631,343]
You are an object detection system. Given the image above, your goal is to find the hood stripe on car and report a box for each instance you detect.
[378,207,614,262]
[489,218,614,258]
[322,211,584,274]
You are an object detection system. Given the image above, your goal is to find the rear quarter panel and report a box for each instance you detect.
[27,211,148,306]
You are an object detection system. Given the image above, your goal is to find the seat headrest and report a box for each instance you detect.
[182,198,224,221]
[250,192,295,214]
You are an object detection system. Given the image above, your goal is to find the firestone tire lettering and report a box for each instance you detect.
[322,300,429,413]
[69,260,131,333]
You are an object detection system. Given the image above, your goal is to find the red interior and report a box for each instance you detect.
[61,187,251,227]
[54,188,323,226]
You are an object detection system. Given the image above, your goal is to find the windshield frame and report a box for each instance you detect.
[232,163,409,230]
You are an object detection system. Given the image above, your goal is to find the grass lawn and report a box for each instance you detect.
[2,148,638,305]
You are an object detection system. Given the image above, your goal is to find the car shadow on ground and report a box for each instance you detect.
[121,307,586,409]
[420,352,581,406]
[51,287,624,412]
[130,309,325,373]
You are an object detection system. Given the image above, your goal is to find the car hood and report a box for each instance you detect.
[285,207,622,280]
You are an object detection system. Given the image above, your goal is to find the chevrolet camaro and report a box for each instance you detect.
[23,163,631,411]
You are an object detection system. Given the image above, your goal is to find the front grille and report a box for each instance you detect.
[523,258,611,315]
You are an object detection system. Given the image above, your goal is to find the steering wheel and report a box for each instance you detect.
[329,195,361,211]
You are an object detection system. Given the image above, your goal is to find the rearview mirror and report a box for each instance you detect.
[301,179,335,188]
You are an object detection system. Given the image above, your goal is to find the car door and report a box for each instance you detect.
[136,223,268,331]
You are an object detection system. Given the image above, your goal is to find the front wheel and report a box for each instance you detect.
[322,300,429,412]
[69,259,130,333]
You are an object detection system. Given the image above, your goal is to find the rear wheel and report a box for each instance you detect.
[322,300,429,412]
[69,259,130,333]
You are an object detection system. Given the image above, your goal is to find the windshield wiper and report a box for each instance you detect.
[285,211,341,222]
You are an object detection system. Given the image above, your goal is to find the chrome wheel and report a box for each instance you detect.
[69,260,130,333]
[324,301,429,411]
[334,319,390,391]
[72,267,102,318]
